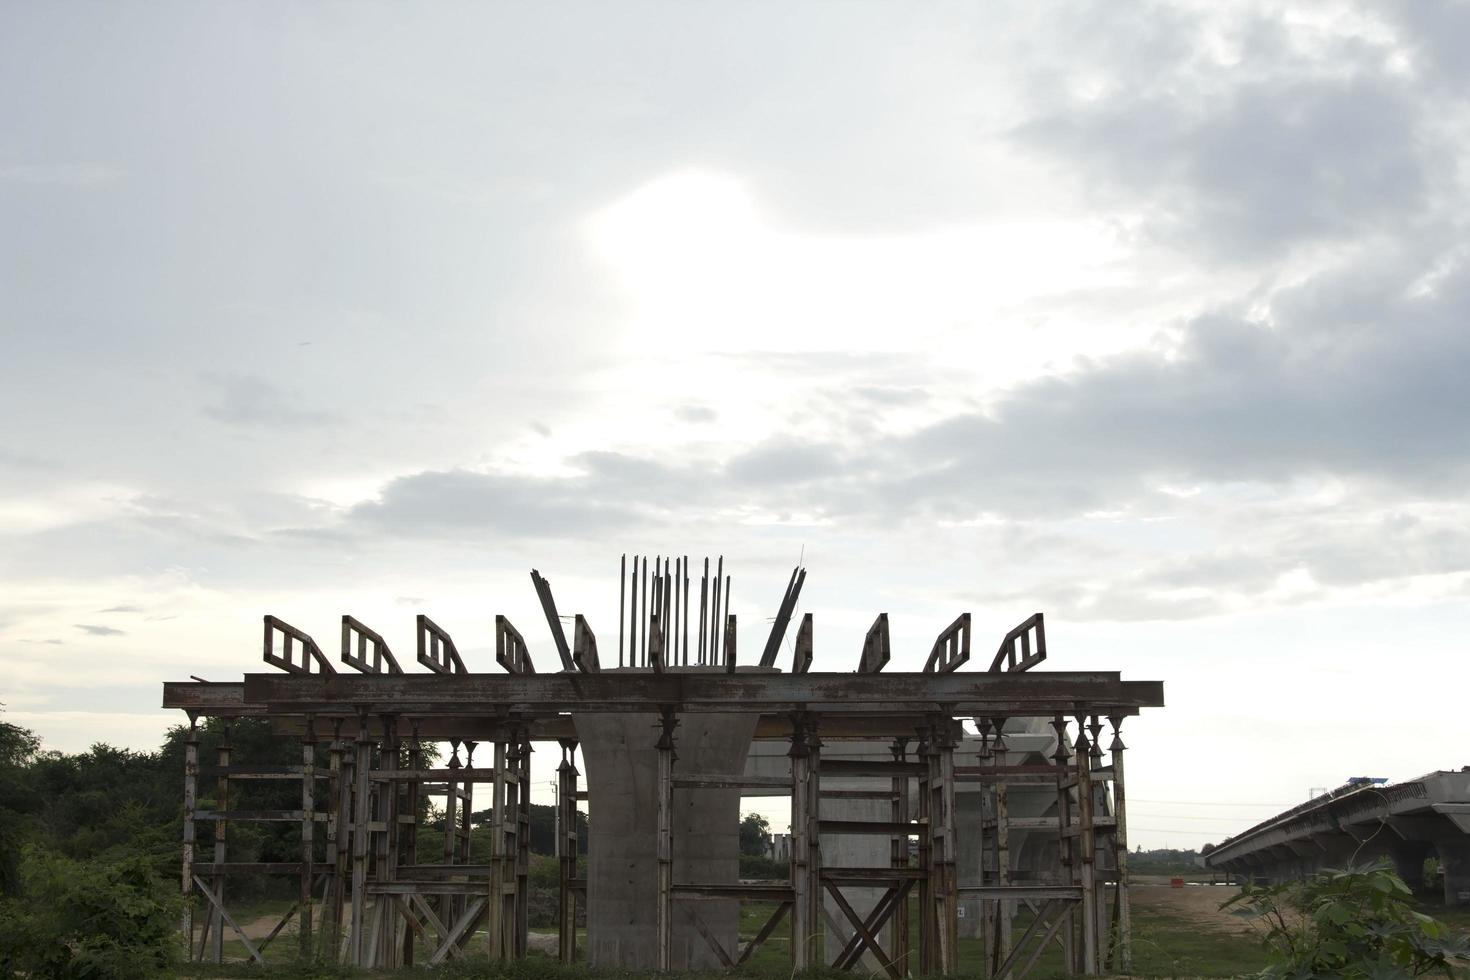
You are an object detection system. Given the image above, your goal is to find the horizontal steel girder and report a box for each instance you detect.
[163,670,1162,719]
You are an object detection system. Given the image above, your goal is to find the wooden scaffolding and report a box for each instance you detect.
[165,559,1162,976]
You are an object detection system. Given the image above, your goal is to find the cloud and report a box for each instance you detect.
[1014,9,1445,260]
[202,375,335,428]
[726,441,845,487]
[875,248,1470,519]
[98,605,142,613]
[0,163,123,187]
[347,466,646,539]
[74,624,125,637]
[675,405,717,424]
[0,449,62,471]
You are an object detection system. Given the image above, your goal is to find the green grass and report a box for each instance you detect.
[178,891,1470,979]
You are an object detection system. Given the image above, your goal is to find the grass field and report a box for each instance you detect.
[182,883,1470,978]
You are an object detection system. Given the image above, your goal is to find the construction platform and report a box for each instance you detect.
[162,556,1164,977]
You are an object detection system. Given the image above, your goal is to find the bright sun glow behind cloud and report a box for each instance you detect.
[587,172,1133,364]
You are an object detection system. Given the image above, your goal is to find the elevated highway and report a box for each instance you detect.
[1205,770,1470,905]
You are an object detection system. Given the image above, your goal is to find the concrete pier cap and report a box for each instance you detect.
[574,666,775,971]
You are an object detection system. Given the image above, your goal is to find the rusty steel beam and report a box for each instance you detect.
[759,566,805,668]
[228,671,1161,717]
[530,570,576,672]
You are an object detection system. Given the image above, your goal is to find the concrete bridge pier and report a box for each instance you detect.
[1388,839,1434,892]
[575,708,758,970]
[1436,841,1470,905]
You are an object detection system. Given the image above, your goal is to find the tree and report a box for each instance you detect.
[0,711,41,895]
[0,846,179,979]
[1224,862,1470,978]
[739,812,771,857]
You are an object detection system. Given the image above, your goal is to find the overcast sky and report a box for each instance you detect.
[3,1,1469,849]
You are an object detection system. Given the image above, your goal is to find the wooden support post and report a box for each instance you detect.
[349,713,373,966]
[1088,715,1108,971]
[329,718,351,962]
[656,709,677,971]
[1050,715,1076,974]
[442,739,462,929]
[487,739,508,960]
[515,733,531,958]
[461,739,477,876]
[377,715,399,967]
[557,740,579,963]
[210,725,231,963]
[180,716,199,961]
[806,716,822,966]
[401,722,422,966]
[1109,715,1132,974]
[788,715,818,971]
[1074,715,1098,975]
[915,725,933,975]
[889,737,910,974]
[991,719,1014,975]
[300,716,316,960]
[931,717,959,976]
[789,716,823,967]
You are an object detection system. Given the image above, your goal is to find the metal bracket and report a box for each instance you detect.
[988,613,1046,673]
[792,613,813,673]
[496,615,535,674]
[924,613,971,673]
[262,616,335,674]
[417,614,467,674]
[340,616,402,674]
[858,613,890,673]
[572,615,600,672]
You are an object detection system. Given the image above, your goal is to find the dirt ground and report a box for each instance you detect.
[1131,882,1257,936]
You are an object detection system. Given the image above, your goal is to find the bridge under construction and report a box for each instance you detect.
[162,556,1165,977]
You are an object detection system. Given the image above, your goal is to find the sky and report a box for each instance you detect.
[3,0,1469,850]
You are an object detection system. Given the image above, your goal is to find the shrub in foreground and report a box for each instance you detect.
[0,845,179,979]
[1225,862,1470,978]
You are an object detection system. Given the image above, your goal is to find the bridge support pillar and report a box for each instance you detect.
[1436,841,1470,906]
[1389,840,1433,893]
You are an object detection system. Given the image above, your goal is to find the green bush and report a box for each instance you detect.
[1224,861,1470,978]
[0,845,179,979]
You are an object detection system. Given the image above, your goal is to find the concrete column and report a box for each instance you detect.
[1436,841,1470,905]
[576,704,757,970]
[1389,840,1433,892]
